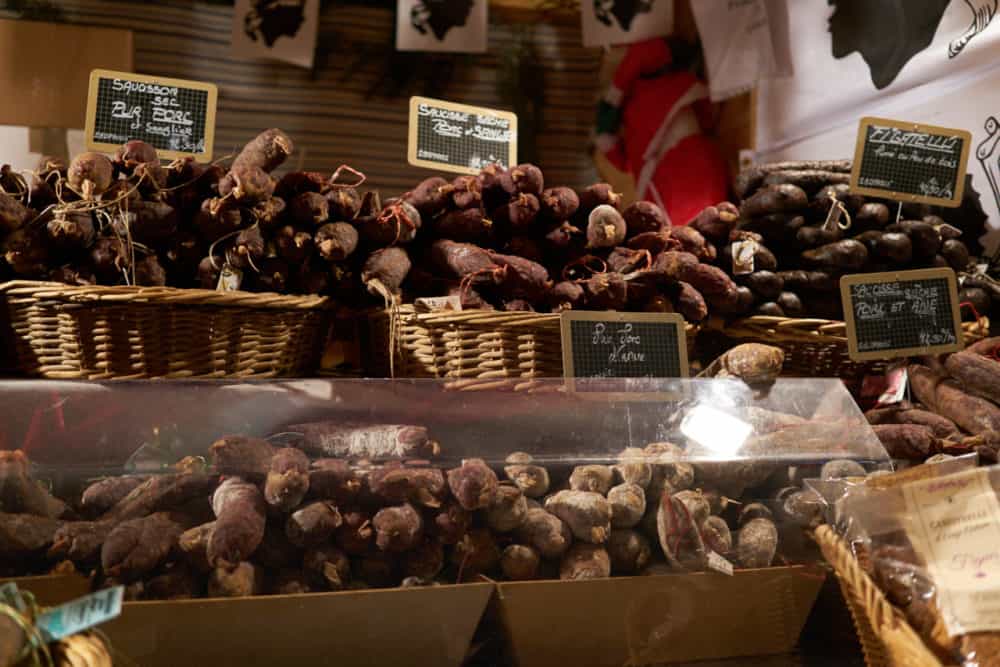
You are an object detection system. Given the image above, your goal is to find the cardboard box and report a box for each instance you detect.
[102,582,493,667]
[0,19,132,129]
[498,566,825,667]
[0,573,90,607]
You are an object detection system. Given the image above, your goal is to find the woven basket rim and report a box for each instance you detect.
[813,525,946,667]
[0,280,333,310]
[379,304,700,331]
[710,314,989,345]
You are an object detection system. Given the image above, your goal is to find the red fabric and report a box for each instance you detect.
[602,39,729,226]
[611,38,672,94]
[648,134,729,226]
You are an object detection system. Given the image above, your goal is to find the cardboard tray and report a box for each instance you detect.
[102,582,493,667]
[498,566,825,667]
[0,573,90,607]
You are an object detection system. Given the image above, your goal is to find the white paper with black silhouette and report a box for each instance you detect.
[756,0,1000,153]
[581,0,674,48]
[691,0,793,102]
[396,0,488,53]
[231,0,320,69]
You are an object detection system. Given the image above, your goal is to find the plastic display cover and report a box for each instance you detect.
[0,378,888,473]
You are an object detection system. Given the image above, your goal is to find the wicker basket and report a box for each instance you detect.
[0,281,334,379]
[363,305,699,390]
[708,316,990,381]
[813,525,947,667]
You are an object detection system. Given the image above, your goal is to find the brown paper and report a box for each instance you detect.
[498,567,824,667]
[103,583,493,667]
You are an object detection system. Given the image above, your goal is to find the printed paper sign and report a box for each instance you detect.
[232,0,320,69]
[851,116,972,208]
[408,96,517,174]
[85,69,217,162]
[396,0,488,53]
[581,0,674,48]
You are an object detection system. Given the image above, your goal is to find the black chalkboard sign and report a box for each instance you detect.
[850,116,971,208]
[841,268,964,361]
[408,96,517,175]
[85,69,217,162]
[560,311,689,392]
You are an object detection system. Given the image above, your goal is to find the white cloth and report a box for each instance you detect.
[692,0,793,102]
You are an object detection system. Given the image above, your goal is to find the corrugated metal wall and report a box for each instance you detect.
[42,1,600,196]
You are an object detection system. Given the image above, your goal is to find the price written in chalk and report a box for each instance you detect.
[408,96,517,175]
[841,268,964,361]
[85,69,217,161]
[589,322,646,368]
[851,116,971,208]
[560,311,688,393]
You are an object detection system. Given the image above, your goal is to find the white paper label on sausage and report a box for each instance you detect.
[731,240,756,275]
[706,550,734,576]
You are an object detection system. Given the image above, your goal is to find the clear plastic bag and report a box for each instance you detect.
[840,461,1000,666]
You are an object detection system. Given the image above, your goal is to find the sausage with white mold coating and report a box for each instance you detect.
[362,246,411,297]
[231,128,293,173]
[288,423,439,460]
[209,435,275,478]
[622,200,668,236]
[447,458,498,511]
[689,202,738,244]
[545,490,612,544]
[207,478,266,568]
[560,543,611,580]
[102,512,188,581]
[264,447,310,512]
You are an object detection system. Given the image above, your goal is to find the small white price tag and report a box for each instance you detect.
[414,295,462,313]
[731,240,757,275]
[877,366,909,407]
[37,586,123,641]
[216,265,243,292]
[707,551,734,576]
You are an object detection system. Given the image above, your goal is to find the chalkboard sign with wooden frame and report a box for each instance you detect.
[85,69,217,162]
[849,116,971,208]
[407,96,517,175]
[841,267,964,362]
[560,311,688,395]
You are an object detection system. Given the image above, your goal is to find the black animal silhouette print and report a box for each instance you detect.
[828,0,950,90]
[244,0,306,48]
[594,0,654,32]
[410,0,476,41]
[949,0,998,57]
[977,115,1000,226]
